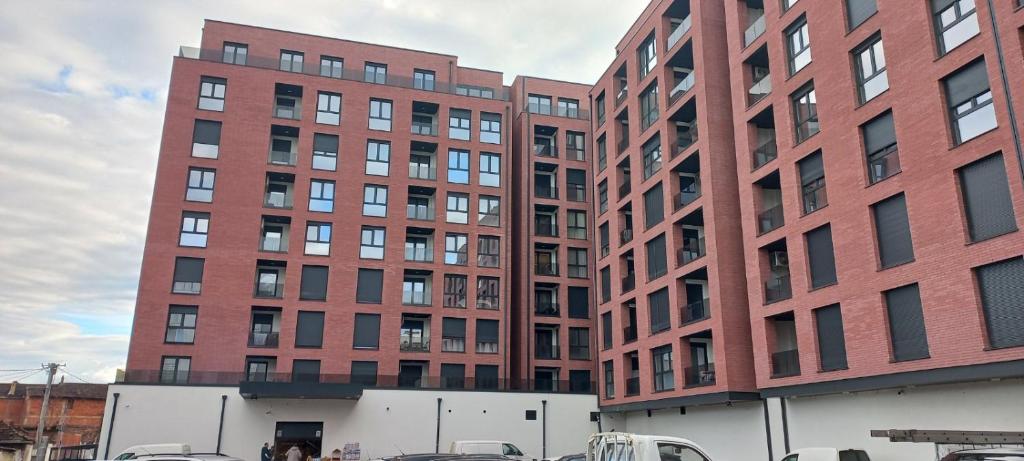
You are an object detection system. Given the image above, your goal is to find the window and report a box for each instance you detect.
[305,222,331,256]
[976,257,1024,348]
[312,133,339,171]
[567,210,587,240]
[569,286,590,319]
[292,360,321,383]
[566,169,587,202]
[362,185,388,217]
[786,17,812,75]
[648,288,670,334]
[403,274,431,305]
[351,361,378,385]
[364,62,387,84]
[798,151,827,214]
[863,111,899,183]
[644,183,665,228]
[414,69,435,91]
[477,276,500,309]
[854,35,888,103]
[934,0,980,54]
[873,194,915,268]
[478,236,500,267]
[445,233,469,265]
[639,83,659,131]
[652,345,674,391]
[558,98,580,118]
[642,136,662,180]
[645,234,667,281]
[792,84,819,143]
[185,168,215,202]
[356,269,383,304]
[958,153,1018,242]
[165,306,197,344]
[599,181,609,214]
[476,365,499,389]
[159,356,190,384]
[255,265,284,298]
[316,92,341,125]
[179,211,209,247]
[638,33,657,79]
[479,196,500,226]
[528,94,552,115]
[295,311,325,347]
[603,360,615,398]
[444,274,468,308]
[360,226,386,259]
[442,318,467,352]
[568,248,589,279]
[815,304,848,371]
[884,284,930,361]
[601,312,613,350]
[599,223,610,258]
[480,153,501,187]
[805,225,838,288]
[476,319,499,353]
[369,98,393,131]
[172,257,204,294]
[440,364,465,388]
[448,149,470,184]
[571,369,592,392]
[309,180,335,212]
[783,0,799,10]
[299,266,328,301]
[366,140,391,176]
[456,85,495,99]
[846,0,877,30]
[566,131,586,161]
[446,193,469,224]
[320,56,343,78]
[280,50,304,72]
[480,112,502,144]
[569,327,590,359]
[192,120,221,158]
[944,59,996,144]
[198,76,226,111]
[353,313,381,349]
[222,42,247,65]
[600,267,611,303]
[597,136,608,172]
[449,109,471,140]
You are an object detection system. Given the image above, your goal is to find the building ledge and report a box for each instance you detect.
[599,391,761,413]
[239,381,365,400]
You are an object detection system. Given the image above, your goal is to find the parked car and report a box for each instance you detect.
[377,455,514,461]
[586,433,713,461]
[940,447,1024,461]
[544,454,584,461]
[780,448,870,461]
[449,441,533,461]
[113,444,192,460]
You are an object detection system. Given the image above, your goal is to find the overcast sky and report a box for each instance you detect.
[0,0,649,383]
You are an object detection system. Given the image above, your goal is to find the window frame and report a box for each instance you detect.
[179,211,210,248]
[443,274,468,308]
[305,221,332,256]
[447,149,471,184]
[309,179,336,213]
[185,167,215,202]
[320,56,343,78]
[165,305,197,344]
[477,235,500,267]
[792,84,819,143]
[785,17,812,75]
[365,140,391,176]
[446,192,470,224]
[362,184,388,217]
[197,76,226,111]
[279,50,304,73]
[315,91,342,125]
[368,98,393,131]
[359,226,386,260]
[364,62,387,84]
[853,34,888,104]
[413,69,436,91]
[476,276,500,309]
[444,233,470,265]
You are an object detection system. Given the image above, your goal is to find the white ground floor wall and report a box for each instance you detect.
[614,379,1024,461]
[97,386,599,461]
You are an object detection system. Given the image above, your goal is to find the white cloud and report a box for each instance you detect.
[0,0,649,382]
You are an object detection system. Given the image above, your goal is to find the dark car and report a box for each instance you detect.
[940,447,1024,461]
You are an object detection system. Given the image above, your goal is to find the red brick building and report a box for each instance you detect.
[0,383,107,449]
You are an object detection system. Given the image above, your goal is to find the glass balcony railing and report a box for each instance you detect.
[535,343,560,360]
[623,326,638,343]
[744,15,766,47]
[752,138,778,169]
[620,227,634,244]
[681,298,710,324]
[621,273,636,293]
[771,349,801,378]
[535,301,559,316]
[676,237,706,266]
[625,376,640,396]
[666,15,693,50]
[802,186,828,214]
[684,363,716,387]
[408,163,437,180]
[534,144,558,157]
[764,274,792,304]
[618,182,632,199]
[669,73,696,105]
[535,262,558,276]
[404,246,433,262]
[248,331,279,348]
[748,74,772,105]
[757,204,784,234]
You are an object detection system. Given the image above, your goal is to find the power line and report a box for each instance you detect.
[0,369,45,382]
[0,367,45,372]
[59,367,94,384]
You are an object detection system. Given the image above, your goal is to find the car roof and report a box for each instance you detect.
[953,447,1024,454]
[137,455,242,461]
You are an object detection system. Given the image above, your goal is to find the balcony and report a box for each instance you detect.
[764,274,792,304]
[744,14,766,47]
[615,86,628,109]
[248,331,279,348]
[868,145,901,184]
[621,273,636,293]
[535,184,559,200]
[618,182,632,199]
[680,298,710,324]
[535,300,560,316]
[748,74,772,105]
[404,246,433,263]
[666,15,692,50]
[411,116,438,136]
[684,363,716,387]
[408,163,436,181]
[669,73,696,106]
[676,237,706,266]
[623,326,638,343]
[254,278,284,299]
[620,227,634,244]
[752,138,778,169]
[534,143,558,158]
[400,338,430,353]
[625,376,640,396]
[616,137,629,155]
[535,343,560,360]
[758,204,784,234]
[407,204,435,221]
[771,349,801,378]
[535,262,558,276]
[671,126,699,159]
[676,188,701,210]
[536,221,558,237]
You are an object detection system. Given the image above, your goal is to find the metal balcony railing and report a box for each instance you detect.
[676,237,706,266]
[684,363,716,387]
[535,185,559,199]
[400,338,430,352]
[681,298,710,324]
[802,186,828,214]
[615,87,628,108]
[771,349,801,378]
[535,221,558,237]
[752,138,778,169]
[676,188,702,210]
[617,137,629,155]
[535,301,560,316]
[764,274,792,304]
[535,343,560,360]
[758,204,784,234]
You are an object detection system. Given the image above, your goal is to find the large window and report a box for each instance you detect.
[279,50,304,73]
[309,180,335,212]
[480,153,501,187]
[295,311,325,347]
[362,185,388,217]
[360,226,386,260]
[448,149,470,184]
[976,257,1024,349]
[165,306,197,344]
[944,59,996,145]
[444,274,468,308]
[364,62,387,84]
[414,69,435,91]
[442,318,467,352]
[477,235,500,267]
[567,210,587,240]
[641,136,662,180]
[222,42,247,65]
[934,0,979,55]
[846,0,878,30]
[854,35,888,103]
[648,288,670,334]
[568,248,588,279]
[446,193,469,224]
[603,360,615,398]
[558,98,580,118]
[479,196,500,226]
[159,356,190,384]
[186,167,215,202]
[312,133,339,171]
[477,277,500,309]
[785,17,812,75]
[639,83,659,131]
[369,99,393,131]
[600,267,611,303]
[365,140,391,176]
[884,284,930,361]
[356,269,383,304]
[643,183,664,229]
[637,33,657,79]
[601,312,613,350]
[528,94,552,115]
[862,111,899,184]
[815,304,848,371]
[958,153,1018,242]
[805,224,837,289]
[192,120,221,158]
[645,234,667,281]
[179,211,209,248]
[872,194,915,268]
[172,257,204,294]
[299,266,328,301]
[569,328,590,360]
[798,151,827,214]
[198,76,226,111]
[353,313,381,349]
[449,109,471,140]
[792,84,819,143]
[568,287,590,319]
[316,92,341,125]
[476,320,499,353]
[652,345,674,391]
[480,112,502,144]
[305,222,331,256]
[320,56,343,78]
[445,233,469,265]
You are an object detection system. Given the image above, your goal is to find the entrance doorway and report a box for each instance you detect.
[273,422,323,461]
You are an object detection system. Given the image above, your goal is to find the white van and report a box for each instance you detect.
[587,433,714,461]
[449,440,534,461]
[781,448,870,461]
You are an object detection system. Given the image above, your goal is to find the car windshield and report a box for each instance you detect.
[503,445,522,456]
[115,454,135,460]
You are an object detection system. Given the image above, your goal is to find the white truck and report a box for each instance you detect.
[449,440,534,461]
[586,433,713,461]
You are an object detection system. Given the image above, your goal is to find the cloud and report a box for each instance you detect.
[0,0,649,382]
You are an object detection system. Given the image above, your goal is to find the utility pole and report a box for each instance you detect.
[33,363,60,461]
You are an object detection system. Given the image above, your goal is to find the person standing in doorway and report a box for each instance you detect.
[286,445,302,461]
[261,443,273,461]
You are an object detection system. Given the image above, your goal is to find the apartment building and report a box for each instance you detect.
[108,2,1024,460]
